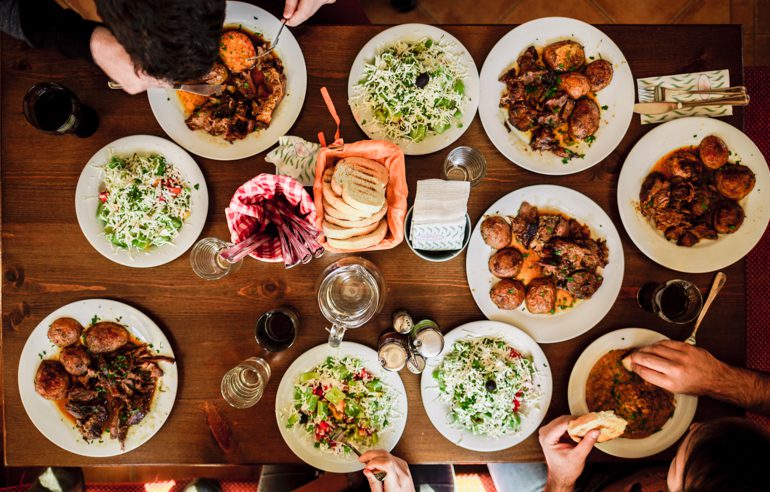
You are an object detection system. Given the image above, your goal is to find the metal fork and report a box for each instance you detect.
[246,18,287,64]
[330,429,387,482]
[685,272,727,345]
[639,85,746,102]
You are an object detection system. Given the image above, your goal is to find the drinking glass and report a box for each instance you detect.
[255,306,299,352]
[23,82,99,137]
[190,237,242,280]
[442,146,486,186]
[638,279,703,324]
[316,257,385,347]
[221,356,271,409]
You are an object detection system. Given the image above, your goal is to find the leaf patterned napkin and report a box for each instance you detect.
[637,69,732,125]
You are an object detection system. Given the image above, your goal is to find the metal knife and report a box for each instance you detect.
[107,80,223,96]
[634,96,750,115]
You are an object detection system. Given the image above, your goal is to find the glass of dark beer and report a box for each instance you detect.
[23,82,99,137]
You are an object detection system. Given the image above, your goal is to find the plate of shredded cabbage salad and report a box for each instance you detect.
[421,320,552,451]
[75,135,208,268]
[276,342,407,472]
[348,24,479,155]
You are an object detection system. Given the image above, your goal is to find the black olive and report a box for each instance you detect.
[416,72,430,89]
[485,380,497,392]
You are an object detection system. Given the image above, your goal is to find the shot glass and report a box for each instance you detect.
[442,146,486,186]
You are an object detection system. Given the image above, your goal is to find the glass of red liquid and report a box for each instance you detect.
[637,279,703,324]
[23,82,99,137]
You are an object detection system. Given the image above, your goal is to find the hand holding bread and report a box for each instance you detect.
[567,411,628,443]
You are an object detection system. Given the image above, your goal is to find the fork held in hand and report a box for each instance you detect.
[330,430,387,482]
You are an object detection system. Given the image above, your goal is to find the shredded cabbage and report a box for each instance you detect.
[286,356,395,455]
[96,153,191,250]
[433,336,543,438]
[350,37,467,143]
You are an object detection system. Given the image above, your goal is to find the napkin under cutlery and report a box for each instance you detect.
[637,69,732,125]
[410,179,470,251]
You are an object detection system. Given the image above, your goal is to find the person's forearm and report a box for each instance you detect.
[545,477,575,492]
[707,363,770,415]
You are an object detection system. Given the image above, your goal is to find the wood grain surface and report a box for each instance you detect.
[1,24,745,466]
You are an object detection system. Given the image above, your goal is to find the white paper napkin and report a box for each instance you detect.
[410,179,470,251]
[637,69,732,125]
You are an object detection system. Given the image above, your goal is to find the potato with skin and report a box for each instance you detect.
[715,164,756,201]
[584,60,614,92]
[558,72,591,100]
[569,98,600,140]
[219,31,256,73]
[490,279,526,310]
[34,360,70,400]
[59,346,91,376]
[711,200,745,234]
[84,322,129,354]
[481,216,512,249]
[543,40,586,72]
[525,277,556,314]
[699,135,730,170]
[48,317,83,348]
[488,248,523,278]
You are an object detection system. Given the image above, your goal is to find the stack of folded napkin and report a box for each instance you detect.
[410,179,470,251]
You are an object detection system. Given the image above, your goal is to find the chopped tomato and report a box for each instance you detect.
[167,186,183,196]
[509,348,521,359]
[512,398,520,412]
[312,385,324,397]
[98,191,109,203]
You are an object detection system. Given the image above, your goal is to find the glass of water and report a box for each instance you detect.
[221,356,271,409]
[442,146,486,186]
[190,237,242,280]
[316,257,385,347]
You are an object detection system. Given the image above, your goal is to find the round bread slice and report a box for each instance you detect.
[322,168,370,219]
[567,411,628,443]
[325,203,388,228]
[333,157,389,191]
[326,219,388,251]
[322,218,380,240]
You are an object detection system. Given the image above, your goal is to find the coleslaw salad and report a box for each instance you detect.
[433,336,543,438]
[96,153,192,250]
[350,37,467,143]
[285,356,395,455]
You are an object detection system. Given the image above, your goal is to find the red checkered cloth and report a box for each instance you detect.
[225,174,317,262]
[745,66,770,429]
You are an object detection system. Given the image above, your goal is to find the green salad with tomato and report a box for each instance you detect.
[96,153,191,250]
[286,356,395,454]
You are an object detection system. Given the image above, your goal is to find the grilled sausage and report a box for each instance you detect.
[490,279,526,310]
[48,317,83,348]
[568,98,600,140]
[543,40,586,72]
[34,360,70,400]
[584,59,614,92]
[84,322,129,354]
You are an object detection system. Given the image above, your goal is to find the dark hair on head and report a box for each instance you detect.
[682,417,770,492]
[95,0,225,82]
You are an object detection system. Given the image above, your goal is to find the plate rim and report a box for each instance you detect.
[465,184,625,343]
[74,134,208,268]
[147,0,308,161]
[478,16,635,175]
[17,298,178,457]
[566,327,698,458]
[347,23,480,156]
[617,116,770,273]
[274,341,408,473]
[419,320,553,452]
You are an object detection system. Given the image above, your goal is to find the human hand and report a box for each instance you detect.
[90,27,169,95]
[539,416,599,492]
[359,449,415,492]
[627,340,724,396]
[283,0,336,26]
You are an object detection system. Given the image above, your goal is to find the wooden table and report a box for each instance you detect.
[2,24,746,466]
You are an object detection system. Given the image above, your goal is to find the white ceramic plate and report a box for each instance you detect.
[348,24,480,155]
[147,1,307,160]
[420,320,552,452]
[466,185,624,343]
[275,342,408,473]
[479,17,634,175]
[75,135,208,268]
[18,299,178,457]
[568,328,697,458]
[618,117,770,273]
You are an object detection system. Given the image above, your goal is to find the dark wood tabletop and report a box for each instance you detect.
[2,24,746,466]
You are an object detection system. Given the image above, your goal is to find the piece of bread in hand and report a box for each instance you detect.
[567,411,628,443]
[621,354,634,372]
[326,219,388,250]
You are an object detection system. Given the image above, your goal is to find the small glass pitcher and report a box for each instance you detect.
[316,257,385,347]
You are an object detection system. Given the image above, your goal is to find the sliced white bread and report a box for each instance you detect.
[326,219,388,250]
[323,219,381,239]
[567,411,628,443]
[341,183,385,216]
[332,157,388,194]
[325,202,388,228]
[322,168,370,219]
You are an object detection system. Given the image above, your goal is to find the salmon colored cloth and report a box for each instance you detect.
[312,88,408,253]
